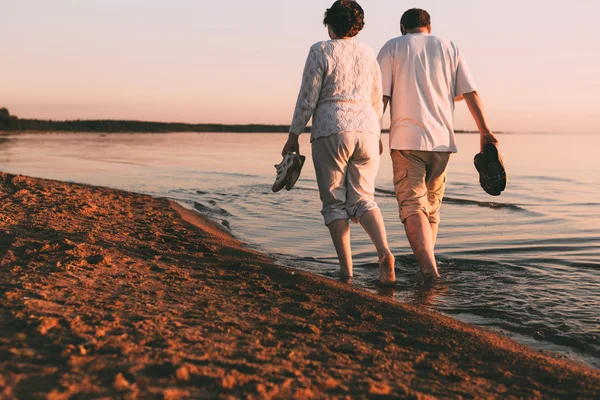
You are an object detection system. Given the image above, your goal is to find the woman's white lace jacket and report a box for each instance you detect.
[289,39,383,140]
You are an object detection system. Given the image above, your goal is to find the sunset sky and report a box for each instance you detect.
[3,0,599,133]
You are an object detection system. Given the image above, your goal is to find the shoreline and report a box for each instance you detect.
[0,172,598,398]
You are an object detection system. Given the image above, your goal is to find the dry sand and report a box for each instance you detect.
[0,172,598,399]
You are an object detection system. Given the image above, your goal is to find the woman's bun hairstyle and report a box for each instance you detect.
[323,1,365,38]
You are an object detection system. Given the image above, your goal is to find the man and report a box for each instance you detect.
[377,8,498,278]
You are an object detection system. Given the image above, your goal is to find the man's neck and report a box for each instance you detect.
[405,27,430,34]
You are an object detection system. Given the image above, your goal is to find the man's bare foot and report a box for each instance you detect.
[420,265,441,279]
[378,251,396,285]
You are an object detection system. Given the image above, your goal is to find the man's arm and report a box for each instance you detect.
[371,62,384,121]
[383,96,390,114]
[462,91,499,152]
[377,96,392,154]
[377,42,394,154]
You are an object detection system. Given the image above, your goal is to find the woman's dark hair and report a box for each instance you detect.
[400,8,431,31]
[323,1,365,38]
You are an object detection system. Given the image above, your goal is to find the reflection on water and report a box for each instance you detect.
[0,132,598,368]
[376,278,448,308]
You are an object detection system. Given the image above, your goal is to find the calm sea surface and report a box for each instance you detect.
[0,132,598,368]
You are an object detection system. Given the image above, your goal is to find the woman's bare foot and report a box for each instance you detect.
[340,265,353,279]
[378,250,396,285]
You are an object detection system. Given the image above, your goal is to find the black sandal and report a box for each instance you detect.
[474,143,507,196]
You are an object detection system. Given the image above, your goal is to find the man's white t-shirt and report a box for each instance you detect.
[377,33,477,153]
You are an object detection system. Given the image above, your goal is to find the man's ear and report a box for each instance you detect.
[400,24,406,35]
[427,25,432,33]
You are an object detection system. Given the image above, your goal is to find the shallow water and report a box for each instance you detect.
[0,132,599,368]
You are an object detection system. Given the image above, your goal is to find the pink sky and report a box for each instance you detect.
[2,0,599,133]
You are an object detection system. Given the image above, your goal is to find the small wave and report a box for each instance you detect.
[188,201,233,232]
[565,202,600,207]
[374,188,394,197]
[297,256,329,263]
[445,309,600,361]
[564,260,600,271]
[193,201,232,217]
[63,155,148,167]
[291,186,319,192]
[443,197,526,211]
[520,175,576,183]
[375,188,525,211]
[196,190,237,197]
[200,171,259,178]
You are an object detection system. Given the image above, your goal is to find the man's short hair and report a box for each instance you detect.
[400,8,431,31]
[323,0,365,38]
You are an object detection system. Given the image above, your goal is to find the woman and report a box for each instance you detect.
[281,0,395,284]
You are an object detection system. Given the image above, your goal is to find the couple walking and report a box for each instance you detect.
[281,1,499,283]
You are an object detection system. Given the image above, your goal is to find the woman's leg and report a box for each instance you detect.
[346,133,396,284]
[312,134,354,277]
[360,209,395,284]
[327,219,353,277]
[359,209,389,257]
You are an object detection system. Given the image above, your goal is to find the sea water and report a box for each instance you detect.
[0,132,598,368]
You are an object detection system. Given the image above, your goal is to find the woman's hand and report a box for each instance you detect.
[282,133,300,156]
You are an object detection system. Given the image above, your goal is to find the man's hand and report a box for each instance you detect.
[480,131,499,152]
[281,133,300,156]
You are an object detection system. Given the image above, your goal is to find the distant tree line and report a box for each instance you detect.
[0,108,308,133]
[0,107,481,134]
[0,108,20,131]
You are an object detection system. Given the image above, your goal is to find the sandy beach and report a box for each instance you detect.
[0,172,598,399]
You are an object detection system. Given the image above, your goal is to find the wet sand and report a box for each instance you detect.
[0,172,598,399]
